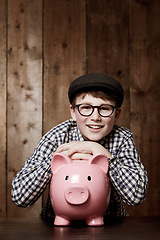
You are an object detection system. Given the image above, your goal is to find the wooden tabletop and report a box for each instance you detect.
[0,217,159,240]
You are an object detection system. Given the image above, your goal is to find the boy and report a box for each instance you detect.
[12,73,148,219]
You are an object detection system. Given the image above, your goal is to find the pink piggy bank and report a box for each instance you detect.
[50,153,111,226]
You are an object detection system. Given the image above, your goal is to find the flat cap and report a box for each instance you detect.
[68,73,124,107]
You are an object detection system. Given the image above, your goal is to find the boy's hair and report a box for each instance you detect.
[68,73,124,108]
[71,90,119,107]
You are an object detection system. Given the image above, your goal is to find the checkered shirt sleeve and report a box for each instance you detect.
[107,126,148,206]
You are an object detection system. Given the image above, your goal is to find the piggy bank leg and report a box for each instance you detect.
[86,216,104,226]
[54,216,71,226]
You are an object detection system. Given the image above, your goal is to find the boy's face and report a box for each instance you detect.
[70,93,121,141]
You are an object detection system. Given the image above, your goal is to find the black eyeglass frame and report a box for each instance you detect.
[74,103,117,117]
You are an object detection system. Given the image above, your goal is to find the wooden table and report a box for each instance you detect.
[0,217,159,240]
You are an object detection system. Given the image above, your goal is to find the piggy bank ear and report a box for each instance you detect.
[51,153,71,173]
[89,153,109,174]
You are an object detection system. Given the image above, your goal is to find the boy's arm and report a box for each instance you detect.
[109,136,148,206]
[11,140,53,207]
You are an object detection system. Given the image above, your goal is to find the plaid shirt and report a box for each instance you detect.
[12,119,148,219]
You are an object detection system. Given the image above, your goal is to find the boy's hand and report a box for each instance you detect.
[55,141,112,160]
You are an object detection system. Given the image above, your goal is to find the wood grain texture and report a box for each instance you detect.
[7,0,43,217]
[127,0,160,216]
[0,0,7,218]
[43,0,86,133]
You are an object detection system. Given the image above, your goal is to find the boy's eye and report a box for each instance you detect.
[100,105,110,111]
[81,105,91,110]
[101,107,107,111]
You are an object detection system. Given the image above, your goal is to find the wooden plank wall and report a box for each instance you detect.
[0,0,7,218]
[129,0,160,216]
[0,0,159,218]
[7,0,43,217]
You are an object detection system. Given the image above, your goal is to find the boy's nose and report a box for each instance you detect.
[90,108,101,120]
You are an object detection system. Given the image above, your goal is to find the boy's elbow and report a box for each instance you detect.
[11,186,31,208]
[127,179,148,206]
[128,193,147,207]
[11,193,29,208]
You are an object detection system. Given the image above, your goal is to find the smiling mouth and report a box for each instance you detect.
[87,125,103,129]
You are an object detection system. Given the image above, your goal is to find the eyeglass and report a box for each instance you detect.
[74,104,117,117]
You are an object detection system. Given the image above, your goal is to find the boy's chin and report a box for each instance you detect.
[83,134,104,142]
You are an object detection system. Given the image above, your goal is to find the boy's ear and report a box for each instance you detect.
[115,108,121,123]
[70,105,76,121]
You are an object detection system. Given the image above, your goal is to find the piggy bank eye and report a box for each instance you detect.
[87,176,92,181]
[65,175,69,180]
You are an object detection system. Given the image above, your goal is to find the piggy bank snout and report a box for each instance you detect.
[64,185,89,205]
